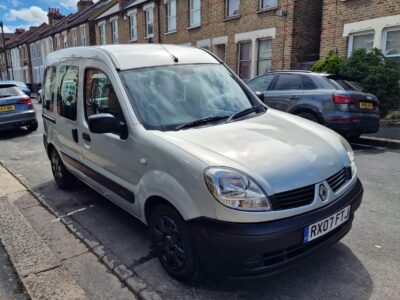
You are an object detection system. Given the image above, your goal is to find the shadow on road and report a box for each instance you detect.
[0,128,31,140]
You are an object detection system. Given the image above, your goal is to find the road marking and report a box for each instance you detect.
[27,134,43,138]
[52,204,95,222]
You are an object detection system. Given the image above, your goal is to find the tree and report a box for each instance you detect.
[311,51,344,74]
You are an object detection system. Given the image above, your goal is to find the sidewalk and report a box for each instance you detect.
[0,164,138,300]
[365,125,400,141]
[359,125,400,149]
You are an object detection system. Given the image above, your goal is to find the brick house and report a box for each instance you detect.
[320,0,400,63]
[96,0,323,80]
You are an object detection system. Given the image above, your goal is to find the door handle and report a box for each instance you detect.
[82,133,91,142]
[289,96,299,100]
[72,128,78,143]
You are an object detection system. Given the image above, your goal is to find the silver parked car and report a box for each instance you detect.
[0,83,38,131]
[247,71,380,138]
[42,45,363,281]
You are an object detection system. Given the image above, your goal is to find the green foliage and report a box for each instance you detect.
[311,51,344,74]
[313,48,400,116]
[341,49,400,115]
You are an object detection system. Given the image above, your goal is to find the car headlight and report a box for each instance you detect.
[204,167,271,211]
[340,137,355,175]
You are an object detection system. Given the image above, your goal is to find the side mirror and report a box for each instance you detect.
[88,113,128,139]
[255,91,264,102]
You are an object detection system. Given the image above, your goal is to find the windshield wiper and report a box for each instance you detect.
[176,115,229,130]
[226,105,264,123]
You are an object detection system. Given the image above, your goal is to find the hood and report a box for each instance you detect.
[152,109,349,195]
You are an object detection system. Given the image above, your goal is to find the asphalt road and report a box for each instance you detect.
[0,102,399,299]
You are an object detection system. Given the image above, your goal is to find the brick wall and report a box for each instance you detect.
[320,0,400,58]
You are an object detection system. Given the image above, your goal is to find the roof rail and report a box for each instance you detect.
[269,70,313,73]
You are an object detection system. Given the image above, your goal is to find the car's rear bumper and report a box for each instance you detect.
[326,114,380,137]
[188,179,363,277]
[0,110,37,128]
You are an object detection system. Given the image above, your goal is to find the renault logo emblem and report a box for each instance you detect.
[319,184,328,201]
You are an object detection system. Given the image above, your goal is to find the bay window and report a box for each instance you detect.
[238,41,252,80]
[189,0,201,27]
[166,0,177,32]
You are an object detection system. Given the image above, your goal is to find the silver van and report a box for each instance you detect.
[42,45,363,281]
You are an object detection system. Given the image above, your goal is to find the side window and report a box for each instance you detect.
[43,66,56,111]
[302,76,317,90]
[56,66,78,120]
[84,68,123,131]
[272,74,302,90]
[247,75,274,92]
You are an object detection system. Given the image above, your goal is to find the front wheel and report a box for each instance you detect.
[50,149,76,189]
[149,204,199,282]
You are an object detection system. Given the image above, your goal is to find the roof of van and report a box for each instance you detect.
[45,44,219,70]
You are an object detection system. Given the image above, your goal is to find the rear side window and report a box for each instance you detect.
[272,74,302,90]
[43,66,56,111]
[84,68,123,132]
[247,75,274,92]
[57,66,79,120]
[0,86,21,98]
[302,76,317,90]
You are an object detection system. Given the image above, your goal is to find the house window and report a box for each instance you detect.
[260,0,277,10]
[81,26,87,46]
[55,35,60,50]
[72,29,77,46]
[189,0,201,27]
[257,39,272,75]
[145,8,154,38]
[166,0,177,32]
[226,0,240,18]
[383,28,400,63]
[99,23,106,45]
[238,41,252,80]
[129,14,137,41]
[63,33,68,48]
[348,32,374,57]
[111,18,119,44]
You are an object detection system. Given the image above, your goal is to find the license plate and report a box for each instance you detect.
[304,206,350,243]
[0,105,15,112]
[359,102,373,109]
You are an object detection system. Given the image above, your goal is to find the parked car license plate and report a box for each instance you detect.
[0,105,15,112]
[304,206,350,243]
[359,102,373,109]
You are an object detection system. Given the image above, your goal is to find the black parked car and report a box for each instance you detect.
[247,71,380,138]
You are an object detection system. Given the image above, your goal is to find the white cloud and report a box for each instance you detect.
[0,4,7,9]
[59,0,79,9]
[11,0,19,7]
[5,6,47,26]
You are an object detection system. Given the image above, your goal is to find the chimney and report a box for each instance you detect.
[47,8,63,26]
[77,0,93,13]
[15,28,25,34]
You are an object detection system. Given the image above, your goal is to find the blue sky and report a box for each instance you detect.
[0,0,82,33]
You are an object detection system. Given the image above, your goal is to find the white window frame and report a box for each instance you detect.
[382,27,400,60]
[166,0,177,33]
[347,31,375,57]
[98,21,106,45]
[128,9,138,42]
[72,29,77,46]
[62,31,68,48]
[259,0,277,11]
[226,0,240,18]
[189,0,201,27]
[144,4,154,38]
[256,39,272,75]
[80,25,87,46]
[110,17,119,44]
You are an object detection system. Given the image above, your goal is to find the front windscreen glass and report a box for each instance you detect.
[120,64,261,131]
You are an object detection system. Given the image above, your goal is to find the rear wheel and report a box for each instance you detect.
[296,111,319,123]
[26,120,38,131]
[149,204,199,282]
[50,149,76,189]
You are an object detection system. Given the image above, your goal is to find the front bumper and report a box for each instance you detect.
[0,110,37,128]
[188,178,363,277]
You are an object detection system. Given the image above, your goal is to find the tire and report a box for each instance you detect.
[149,204,199,282]
[26,120,38,131]
[50,149,76,189]
[296,111,319,123]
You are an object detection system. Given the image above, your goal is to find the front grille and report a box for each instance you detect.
[272,184,315,210]
[327,168,347,192]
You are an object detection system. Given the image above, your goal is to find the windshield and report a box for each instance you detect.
[0,86,22,98]
[327,76,366,92]
[120,64,262,131]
